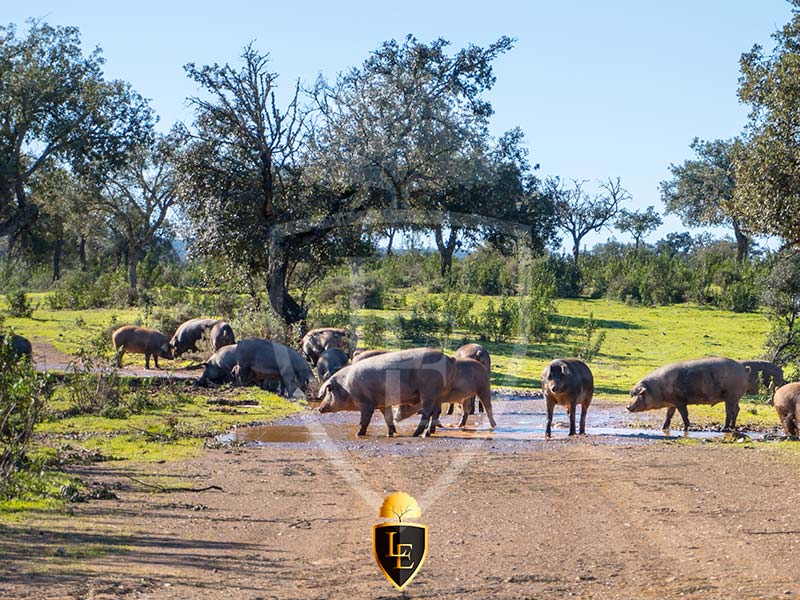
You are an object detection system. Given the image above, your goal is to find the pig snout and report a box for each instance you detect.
[626,398,642,412]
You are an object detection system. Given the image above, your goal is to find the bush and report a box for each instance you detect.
[5,288,33,317]
[0,336,52,494]
[393,312,440,345]
[47,270,131,310]
[461,247,516,296]
[572,313,606,362]
[232,305,295,344]
[361,315,386,349]
[471,297,519,343]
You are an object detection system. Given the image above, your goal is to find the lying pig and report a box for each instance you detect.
[542,358,594,437]
[317,348,456,437]
[233,338,312,399]
[301,327,355,365]
[448,343,491,416]
[774,382,800,436]
[170,318,220,357]
[627,357,749,431]
[317,347,349,382]
[739,360,786,394]
[395,358,496,428]
[112,325,173,369]
[210,321,236,351]
[196,344,239,386]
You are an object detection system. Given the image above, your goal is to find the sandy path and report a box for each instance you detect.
[2,402,800,599]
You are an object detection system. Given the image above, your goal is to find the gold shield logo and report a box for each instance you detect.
[373,492,428,591]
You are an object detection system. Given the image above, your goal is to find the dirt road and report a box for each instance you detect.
[2,401,800,599]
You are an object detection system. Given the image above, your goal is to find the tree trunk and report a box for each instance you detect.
[267,237,304,325]
[733,219,749,263]
[127,246,139,298]
[434,225,459,278]
[52,237,63,281]
[571,234,581,264]
[79,235,87,271]
[385,228,396,256]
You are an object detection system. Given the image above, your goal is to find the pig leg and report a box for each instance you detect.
[545,396,555,438]
[723,397,740,430]
[676,404,690,431]
[153,355,160,369]
[412,397,438,437]
[568,400,577,436]
[479,390,497,428]
[579,401,588,435]
[458,400,469,427]
[661,407,676,430]
[427,405,442,436]
[357,404,373,437]
[381,407,397,437]
[114,347,125,368]
[446,403,455,416]
[144,353,151,369]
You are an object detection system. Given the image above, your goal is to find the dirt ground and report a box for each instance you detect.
[3,400,800,600]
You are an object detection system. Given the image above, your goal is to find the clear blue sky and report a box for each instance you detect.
[6,1,794,250]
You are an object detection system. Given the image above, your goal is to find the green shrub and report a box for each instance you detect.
[472,297,519,343]
[0,336,52,495]
[572,313,606,362]
[5,288,33,317]
[361,315,386,349]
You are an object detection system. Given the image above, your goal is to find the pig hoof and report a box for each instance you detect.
[357,430,367,437]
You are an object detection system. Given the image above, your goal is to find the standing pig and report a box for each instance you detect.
[317,348,349,382]
[170,318,220,357]
[196,344,239,386]
[317,348,456,437]
[301,328,356,365]
[210,321,236,351]
[395,358,496,428]
[234,338,312,399]
[448,343,491,415]
[112,326,173,369]
[627,357,749,431]
[542,358,594,437]
[774,382,800,436]
[739,360,786,394]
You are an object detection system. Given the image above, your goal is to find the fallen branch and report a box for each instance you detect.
[122,474,223,493]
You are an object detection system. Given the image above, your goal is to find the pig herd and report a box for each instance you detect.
[8,318,799,439]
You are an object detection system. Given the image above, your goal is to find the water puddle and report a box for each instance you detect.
[220,412,766,446]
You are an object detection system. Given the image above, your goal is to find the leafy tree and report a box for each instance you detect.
[615,206,662,250]
[179,45,365,323]
[660,138,749,262]
[735,4,800,250]
[551,177,629,263]
[310,35,518,277]
[762,255,800,365]
[0,21,152,245]
[91,132,180,296]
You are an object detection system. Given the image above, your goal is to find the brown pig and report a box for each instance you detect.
[627,357,749,431]
[395,358,497,428]
[301,328,356,365]
[210,321,236,351]
[112,326,173,369]
[448,343,491,415]
[317,348,455,437]
[351,349,387,363]
[774,382,800,436]
[739,360,786,394]
[542,358,594,437]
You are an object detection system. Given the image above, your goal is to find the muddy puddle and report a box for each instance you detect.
[218,398,769,446]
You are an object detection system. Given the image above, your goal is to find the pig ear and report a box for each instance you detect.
[639,385,647,396]
[560,363,570,376]
[317,380,331,399]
